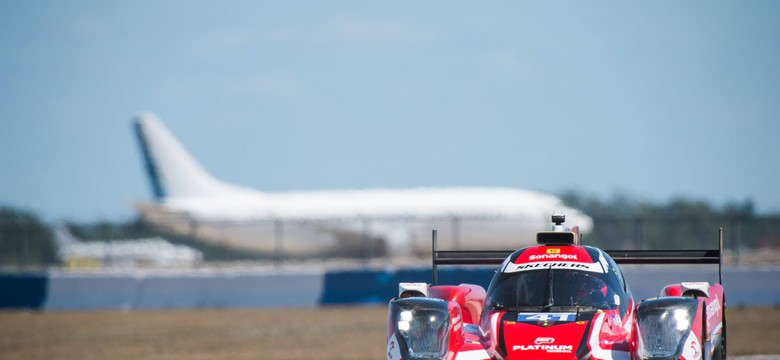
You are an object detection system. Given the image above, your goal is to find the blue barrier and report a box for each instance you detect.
[42,270,325,310]
[0,266,777,310]
[319,267,495,305]
[0,272,49,309]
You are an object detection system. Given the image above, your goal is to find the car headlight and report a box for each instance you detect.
[389,297,450,360]
[635,297,699,359]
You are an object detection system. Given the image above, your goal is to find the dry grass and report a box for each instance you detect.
[0,306,777,359]
[727,307,780,355]
[0,307,387,360]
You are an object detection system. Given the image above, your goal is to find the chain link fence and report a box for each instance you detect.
[2,215,779,271]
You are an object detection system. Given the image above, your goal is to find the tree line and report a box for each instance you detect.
[559,191,776,250]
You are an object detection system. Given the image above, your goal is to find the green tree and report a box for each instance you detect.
[0,206,56,267]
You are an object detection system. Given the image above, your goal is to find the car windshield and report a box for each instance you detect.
[486,269,622,311]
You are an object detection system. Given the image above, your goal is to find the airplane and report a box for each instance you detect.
[51,223,203,268]
[131,113,593,258]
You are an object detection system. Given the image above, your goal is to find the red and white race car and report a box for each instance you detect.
[386,214,726,360]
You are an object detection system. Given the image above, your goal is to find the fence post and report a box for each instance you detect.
[734,219,741,264]
[274,219,284,265]
[633,217,645,250]
[362,218,372,261]
[22,221,29,271]
[451,216,460,250]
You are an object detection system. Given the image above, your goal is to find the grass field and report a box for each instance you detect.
[0,306,778,359]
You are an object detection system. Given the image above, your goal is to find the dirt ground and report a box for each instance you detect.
[0,306,777,359]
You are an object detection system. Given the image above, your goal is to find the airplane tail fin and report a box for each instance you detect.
[52,223,79,246]
[51,223,79,259]
[133,113,226,200]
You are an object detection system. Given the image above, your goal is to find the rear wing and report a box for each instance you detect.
[431,228,724,286]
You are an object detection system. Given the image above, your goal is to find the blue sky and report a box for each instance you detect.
[1,1,779,221]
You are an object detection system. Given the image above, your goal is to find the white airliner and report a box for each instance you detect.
[131,113,592,257]
[52,223,203,268]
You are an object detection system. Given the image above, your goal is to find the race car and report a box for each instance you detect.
[386,214,726,360]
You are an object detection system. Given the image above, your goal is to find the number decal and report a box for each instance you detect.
[517,313,576,322]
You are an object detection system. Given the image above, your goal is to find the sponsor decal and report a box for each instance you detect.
[387,335,401,360]
[504,261,605,273]
[588,312,630,360]
[529,253,578,261]
[690,341,700,359]
[546,248,561,254]
[534,337,555,345]
[612,313,623,328]
[452,312,462,332]
[681,331,702,360]
[512,344,574,353]
[512,262,587,270]
[706,295,721,319]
